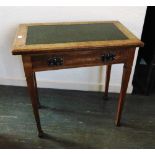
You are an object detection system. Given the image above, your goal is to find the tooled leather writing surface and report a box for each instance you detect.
[26,23,128,45]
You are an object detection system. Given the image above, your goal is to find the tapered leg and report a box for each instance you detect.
[104,65,112,99]
[22,55,44,137]
[33,72,41,108]
[115,48,135,126]
[115,63,133,126]
[26,73,44,136]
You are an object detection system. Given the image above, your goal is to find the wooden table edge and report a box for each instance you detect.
[11,21,144,55]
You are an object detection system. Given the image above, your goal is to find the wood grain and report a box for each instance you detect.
[115,48,136,126]
[22,55,43,136]
[11,21,144,55]
[11,21,144,136]
[31,48,129,72]
[104,65,112,99]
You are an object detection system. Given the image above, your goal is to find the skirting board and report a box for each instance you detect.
[0,77,133,93]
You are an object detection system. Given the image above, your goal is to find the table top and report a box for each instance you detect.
[12,21,144,55]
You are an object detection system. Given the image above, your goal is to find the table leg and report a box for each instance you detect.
[104,65,112,100]
[33,72,41,108]
[115,48,135,126]
[22,56,44,137]
[115,64,133,126]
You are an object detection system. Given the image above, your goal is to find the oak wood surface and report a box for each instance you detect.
[12,21,143,55]
[104,65,112,99]
[22,55,43,136]
[115,48,136,126]
[11,21,144,136]
[31,48,129,72]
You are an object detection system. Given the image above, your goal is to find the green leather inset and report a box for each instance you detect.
[26,23,128,45]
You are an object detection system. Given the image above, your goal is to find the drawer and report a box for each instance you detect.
[31,49,128,71]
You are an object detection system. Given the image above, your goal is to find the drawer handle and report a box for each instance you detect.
[48,56,63,66]
[101,53,116,62]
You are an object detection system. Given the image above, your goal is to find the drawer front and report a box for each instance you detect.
[31,49,128,71]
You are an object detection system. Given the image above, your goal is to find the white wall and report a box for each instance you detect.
[0,6,146,92]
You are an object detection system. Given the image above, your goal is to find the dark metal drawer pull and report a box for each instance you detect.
[48,56,63,66]
[101,53,116,62]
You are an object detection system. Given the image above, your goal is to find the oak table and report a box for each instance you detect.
[12,21,143,137]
